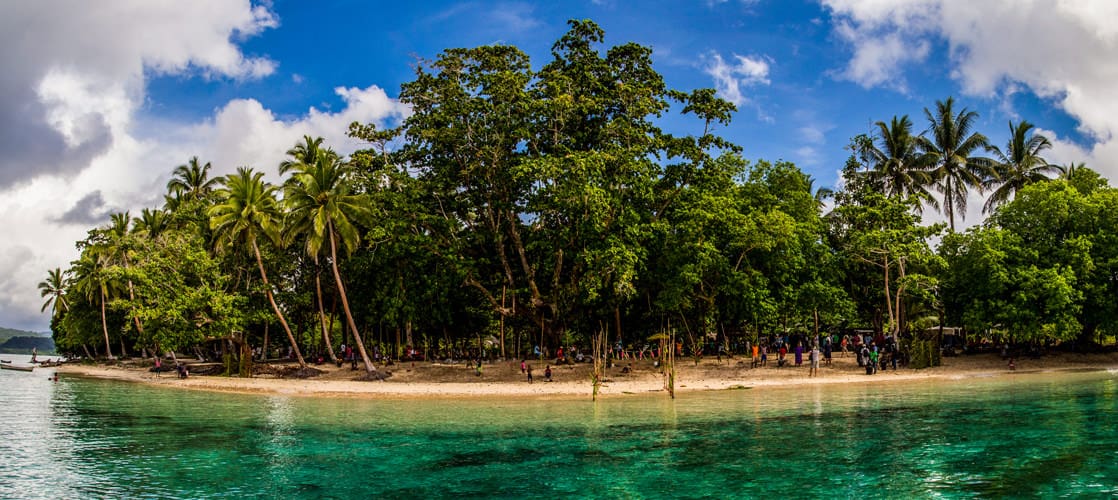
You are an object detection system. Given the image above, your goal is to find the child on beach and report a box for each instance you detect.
[526,364,533,383]
[544,365,552,382]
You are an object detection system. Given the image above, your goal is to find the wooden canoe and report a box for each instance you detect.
[0,364,34,372]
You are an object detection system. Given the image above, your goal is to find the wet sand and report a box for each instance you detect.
[56,351,1118,399]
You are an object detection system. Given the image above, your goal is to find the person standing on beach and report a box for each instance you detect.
[751,343,759,368]
[794,343,803,366]
[823,338,832,366]
[760,345,768,366]
[809,344,820,377]
[526,363,533,383]
[545,365,552,382]
[778,345,787,367]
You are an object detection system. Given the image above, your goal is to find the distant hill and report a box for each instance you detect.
[0,336,55,354]
[0,327,53,354]
[0,326,49,342]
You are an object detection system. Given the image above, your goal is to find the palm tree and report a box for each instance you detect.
[100,211,145,358]
[917,97,994,231]
[167,156,219,202]
[279,135,327,176]
[283,145,378,375]
[39,267,70,317]
[71,249,114,359]
[209,167,308,370]
[862,115,938,211]
[133,208,169,241]
[983,120,1058,213]
[282,138,341,364]
[1057,161,1085,180]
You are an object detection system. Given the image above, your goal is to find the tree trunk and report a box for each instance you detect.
[252,239,306,369]
[500,285,506,359]
[882,252,895,335]
[262,322,269,361]
[100,287,114,359]
[614,305,623,348]
[326,222,376,374]
[313,258,338,363]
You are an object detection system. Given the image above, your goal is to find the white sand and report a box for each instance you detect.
[56,351,1118,399]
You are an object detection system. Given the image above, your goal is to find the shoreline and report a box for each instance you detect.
[55,352,1118,399]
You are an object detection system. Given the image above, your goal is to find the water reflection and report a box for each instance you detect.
[0,367,1114,498]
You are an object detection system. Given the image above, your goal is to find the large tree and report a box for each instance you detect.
[209,167,308,369]
[918,97,993,231]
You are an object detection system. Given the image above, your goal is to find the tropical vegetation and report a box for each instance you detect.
[43,21,1115,376]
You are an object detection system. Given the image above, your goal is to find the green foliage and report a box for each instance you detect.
[942,175,1118,344]
[42,22,1115,367]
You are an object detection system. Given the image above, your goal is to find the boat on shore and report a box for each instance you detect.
[0,364,34,372]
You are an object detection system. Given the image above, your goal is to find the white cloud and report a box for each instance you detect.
[824,0,1118,189]
[703,52,770,106]
[0,1,408,331]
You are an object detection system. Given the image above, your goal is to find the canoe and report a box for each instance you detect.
[0,364,34,372]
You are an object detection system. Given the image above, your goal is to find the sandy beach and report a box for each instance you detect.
[55,351,1118,399]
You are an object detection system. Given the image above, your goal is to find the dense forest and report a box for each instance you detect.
[41,21,1117,376]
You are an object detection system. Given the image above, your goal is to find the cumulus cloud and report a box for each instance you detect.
[823,0,1118,179]
[702,52,771,106]
[0,1,408,331]
[0,0,278,189]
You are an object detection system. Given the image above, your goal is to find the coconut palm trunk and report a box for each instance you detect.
[100,287,114,359]
[328,221,376,374]
[314,256,339,363]
[252,238,306,368]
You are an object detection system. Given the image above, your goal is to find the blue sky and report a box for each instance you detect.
[1,0,1114,331]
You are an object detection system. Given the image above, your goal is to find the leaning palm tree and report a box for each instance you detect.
[70,249,114,359]
[167,156,219,202]
[209,167,308,370]
[283,148,378,376]
[39,267,70,317]
[983,120,1058,213]
[862,115,938,211]
[917,97,994,231]
[282,140,342,364]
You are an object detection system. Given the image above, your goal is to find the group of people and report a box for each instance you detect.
[857,339,900,375]
[520,360,553,383]
[749,336,834,375]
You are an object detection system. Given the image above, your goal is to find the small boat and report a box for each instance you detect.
[0,364,34,372]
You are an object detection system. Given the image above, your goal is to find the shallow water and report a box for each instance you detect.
[1,356,1116,498]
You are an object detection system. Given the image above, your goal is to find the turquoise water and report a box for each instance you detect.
[1,356,1116,498]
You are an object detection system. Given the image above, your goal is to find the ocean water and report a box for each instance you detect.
[1,354,1115,498]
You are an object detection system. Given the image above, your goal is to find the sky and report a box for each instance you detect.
[2,0,1115,332]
